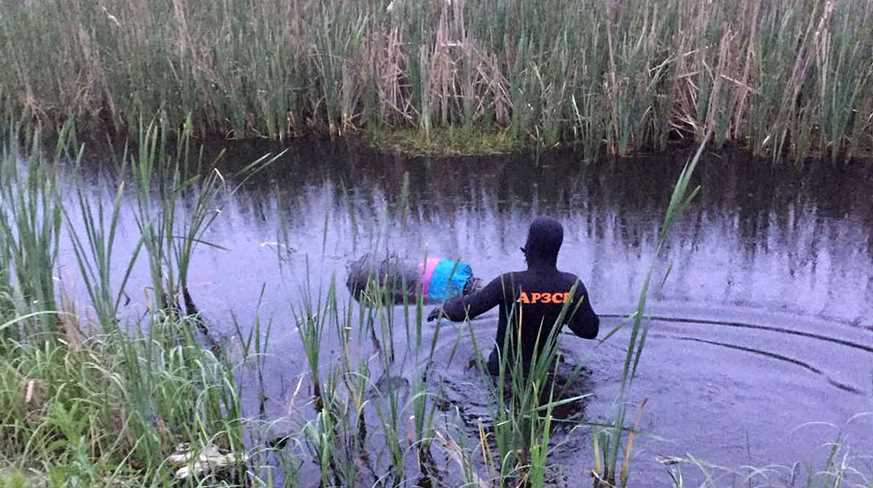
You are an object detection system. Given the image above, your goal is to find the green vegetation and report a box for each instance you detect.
[363,126,521,157]
[1,0,872,160]
[0,123,247,485]
[1,122,870,487]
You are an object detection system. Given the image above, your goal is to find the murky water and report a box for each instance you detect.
[60,140,873,486]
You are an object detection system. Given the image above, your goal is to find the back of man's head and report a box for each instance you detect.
[522,217,563,267]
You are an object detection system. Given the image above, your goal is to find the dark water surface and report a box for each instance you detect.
[61,140,873,486]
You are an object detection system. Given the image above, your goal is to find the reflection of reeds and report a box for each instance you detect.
[2,0,871,159]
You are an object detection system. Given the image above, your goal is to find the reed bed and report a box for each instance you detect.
[1,0,872,160]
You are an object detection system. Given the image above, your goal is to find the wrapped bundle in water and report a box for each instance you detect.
[346,252,480,304]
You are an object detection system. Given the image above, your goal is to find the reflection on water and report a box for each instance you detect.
[61,139,873,485]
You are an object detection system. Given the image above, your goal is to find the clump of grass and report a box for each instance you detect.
[125,114,279,321]
[0,313,247,486]
[363,126,521,157]
[0,125,63,336]
[293,275,332,412]
[65,155,141,334]
[0,122,260,485]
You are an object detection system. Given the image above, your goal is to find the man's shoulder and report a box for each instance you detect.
[488,272,528,292]
[556,271,586,288]
[493,271,525,282]
[555,269,580,280]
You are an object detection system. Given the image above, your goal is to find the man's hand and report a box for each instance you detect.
[427,306,447,322]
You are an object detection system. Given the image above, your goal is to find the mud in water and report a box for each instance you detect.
[60,140,873,486]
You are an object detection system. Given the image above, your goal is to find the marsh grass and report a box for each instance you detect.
[0,125,63,336]
[363,126,521,157]
[0,312,247,486]
[0,122,260,485]
[286,265,459,486]
[65,154,140,334]
[660,432,873,487]
[125,115,281,320]
[292,269,332,411]
[1,0,872,160]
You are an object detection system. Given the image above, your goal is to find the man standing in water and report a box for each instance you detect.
[427,217,599,375]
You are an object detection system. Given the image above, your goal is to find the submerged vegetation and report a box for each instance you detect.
[0,121,869,486]
[1,0,872,160]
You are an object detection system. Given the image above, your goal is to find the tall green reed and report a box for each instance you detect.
[291,264,449,486]
[65,156,141,333]
[592,133,708,488]
[0,125,63,336]
[127,114,279,319]
[293,268,333,410]
[2,0,871,159]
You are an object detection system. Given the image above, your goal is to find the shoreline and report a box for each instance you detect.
[21,121,873,166]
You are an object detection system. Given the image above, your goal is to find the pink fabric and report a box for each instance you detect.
[418,258,441,298]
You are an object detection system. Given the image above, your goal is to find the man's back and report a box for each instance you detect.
[431,217,599,375]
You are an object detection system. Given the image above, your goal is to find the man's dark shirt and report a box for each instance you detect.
[441,265,599,374]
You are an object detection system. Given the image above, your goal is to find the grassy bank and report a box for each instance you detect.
[1,122,870,487]
[0,125,249,485]
[1,0,872,160]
